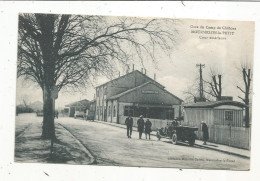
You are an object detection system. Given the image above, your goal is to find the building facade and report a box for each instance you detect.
[183,101,249,149]
[95,70,183,130]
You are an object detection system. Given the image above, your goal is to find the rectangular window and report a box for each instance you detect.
[104,86,107,95]
[96,107,99,116]
[124,106,134,116]
[108,106,111,116]
[225,110,233,121]
[113,105,116,117]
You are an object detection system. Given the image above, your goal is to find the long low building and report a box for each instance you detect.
[183,100,249,149]
[95,70,183,130]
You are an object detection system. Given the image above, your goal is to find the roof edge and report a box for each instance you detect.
[183,100,247,108]
[95,70,165,89]
[107,81,182,102]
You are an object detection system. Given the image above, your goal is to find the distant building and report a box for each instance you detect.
[95,70,182,130]
[65,99,90,118]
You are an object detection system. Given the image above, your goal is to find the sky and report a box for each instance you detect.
[16,18,255,108]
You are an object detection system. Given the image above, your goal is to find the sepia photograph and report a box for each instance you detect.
[14,13,254,171]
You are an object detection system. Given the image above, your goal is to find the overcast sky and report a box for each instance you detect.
[16,18,255,108]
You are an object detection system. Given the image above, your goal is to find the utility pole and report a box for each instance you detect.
[196,64,205,99]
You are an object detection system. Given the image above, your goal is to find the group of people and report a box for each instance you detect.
[125,114,209,144]
[125,115,152,139]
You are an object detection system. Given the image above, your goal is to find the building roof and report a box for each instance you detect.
[108,81,183,102]
[96,70,165,89]
[89,100,96,103]
[108,82,150,100]
[183,100,247,108]
[66,99,90,108]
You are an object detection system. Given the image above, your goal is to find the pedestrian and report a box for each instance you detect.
[125,114,133,138]
[54,111,59,119]
[201,121,209,145]
[137,115,145,139]
[145,119,152,140]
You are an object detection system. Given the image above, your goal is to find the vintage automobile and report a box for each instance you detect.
[157,120,198,146]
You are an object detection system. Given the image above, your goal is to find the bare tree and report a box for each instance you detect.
[18,13,178,139]
[17,95,31,108]
[183,66,221,103]
[183,79,199,103]
[237,63,252,128]
[203,68,222,101]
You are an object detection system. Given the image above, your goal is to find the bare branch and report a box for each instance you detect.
[237,86,245,94]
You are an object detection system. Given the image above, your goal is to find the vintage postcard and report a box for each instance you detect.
[15,13,254,170]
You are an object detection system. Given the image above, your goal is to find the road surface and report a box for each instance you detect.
[15,114,250,170]
[56,117,249,170]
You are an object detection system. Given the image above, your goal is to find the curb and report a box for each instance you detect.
[94,120,250,159]
[58,123,96,164]
[194,144,250,159]
[15,123,32,138]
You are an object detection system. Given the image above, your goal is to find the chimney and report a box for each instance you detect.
[141,68,143,73]
[132,64,135,71]
[145,69,146,75]
[154,73,156,81]
[119,71,120,77]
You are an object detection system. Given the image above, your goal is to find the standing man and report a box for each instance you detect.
[201,121,209,145]
[137,115,145,139]
[125,114,133,138]
[145,119,152,140]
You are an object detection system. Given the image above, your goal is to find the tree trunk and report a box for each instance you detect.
[36,14,56,139]
[245,90,250,128]
[42,85,55,139]
[245,106,250,128]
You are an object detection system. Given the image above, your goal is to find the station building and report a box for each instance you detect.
[95,70,183,130]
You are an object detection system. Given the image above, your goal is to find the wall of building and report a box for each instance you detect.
[213,109,244,127]
[118,83,182,105]
[95,71,181,122]
[184,107,249,149]
[184,107,244,127]
[118,102,179,131]
[106,100,113,122]
[95,85,107,121]
[184,108,214,127]
[96,70,163,98]
[87,102,96,120]
[112,100,118,123]
[107,100,118,123]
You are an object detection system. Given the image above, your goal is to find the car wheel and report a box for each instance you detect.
[172,133,178,145]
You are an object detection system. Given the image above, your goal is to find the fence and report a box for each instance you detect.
[197,125,250,149]
[119,116,250,149]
